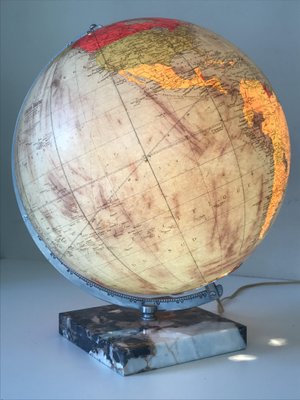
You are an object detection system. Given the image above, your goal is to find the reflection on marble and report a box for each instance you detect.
[59,305,247,376]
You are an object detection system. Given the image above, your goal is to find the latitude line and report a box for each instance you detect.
[20,94,224,187]
[29,163,269,246]
[96,188,266,270]
[56,158,146,258]
[21,65,73,218]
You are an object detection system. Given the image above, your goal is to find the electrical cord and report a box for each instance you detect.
[216,280,300,314]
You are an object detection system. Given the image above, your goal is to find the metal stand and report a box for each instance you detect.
[140,283,223,320]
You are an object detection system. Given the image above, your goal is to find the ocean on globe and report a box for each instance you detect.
[13,18,290,296]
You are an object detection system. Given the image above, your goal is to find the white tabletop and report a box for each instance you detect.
[1,259,300,400]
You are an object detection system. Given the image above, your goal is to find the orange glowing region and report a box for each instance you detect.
[119,64,227,93]
[240,79,290,239]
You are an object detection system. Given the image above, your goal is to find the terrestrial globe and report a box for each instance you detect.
[13,18,290,305]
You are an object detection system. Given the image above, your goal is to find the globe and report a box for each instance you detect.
[13,18,290,296]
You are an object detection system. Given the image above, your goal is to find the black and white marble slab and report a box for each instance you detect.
[59,305,247,376]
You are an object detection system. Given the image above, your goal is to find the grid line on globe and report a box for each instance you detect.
[13,18,290,296]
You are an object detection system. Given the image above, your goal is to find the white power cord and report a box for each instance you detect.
[216,280,300,314]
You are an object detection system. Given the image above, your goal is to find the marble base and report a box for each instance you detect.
[59,305,247,376]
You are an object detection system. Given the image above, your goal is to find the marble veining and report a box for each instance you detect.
[59,305,247,376]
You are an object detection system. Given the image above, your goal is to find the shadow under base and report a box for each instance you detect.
[59,305,247,376]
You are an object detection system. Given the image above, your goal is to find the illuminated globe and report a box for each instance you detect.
[13,18,290,296]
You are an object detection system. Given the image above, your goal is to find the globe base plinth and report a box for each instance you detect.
[59,304,247,376]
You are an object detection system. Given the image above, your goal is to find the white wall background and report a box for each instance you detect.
[1,0,299,280]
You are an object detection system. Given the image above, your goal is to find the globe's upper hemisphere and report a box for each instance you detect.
[14,18,290,296]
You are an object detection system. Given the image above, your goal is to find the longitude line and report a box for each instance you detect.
[48,50,151,284]
[73,63,185,286]
[162,38,227,268]
[207,94,247,253]
[110,73,207,282]
[93,34,195,286]
[64,53,183,288]
[174,48,247,259]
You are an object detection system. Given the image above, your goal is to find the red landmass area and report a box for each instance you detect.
[72,18,183,52]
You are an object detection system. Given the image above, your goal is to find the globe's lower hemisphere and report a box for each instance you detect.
[14,18,290,295]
